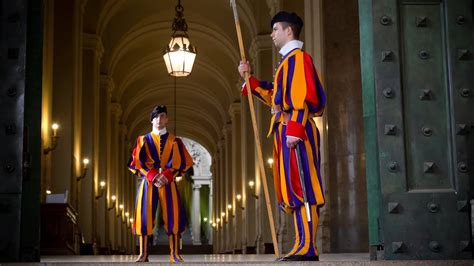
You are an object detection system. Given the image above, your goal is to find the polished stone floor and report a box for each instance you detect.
[20,253,470,265]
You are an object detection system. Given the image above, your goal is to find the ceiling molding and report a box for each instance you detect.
[97,0,127,36]
[115,54,234,104]
[107,20,240,76]
[122,82,226,125]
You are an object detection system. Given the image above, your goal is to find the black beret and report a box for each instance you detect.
[150,105,167,121]
[270,11,303,29]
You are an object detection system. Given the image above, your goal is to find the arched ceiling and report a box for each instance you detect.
[83,0,272,154]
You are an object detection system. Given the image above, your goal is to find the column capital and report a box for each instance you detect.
[249,35,273,61]
[110,102,122,122]
[217,138,225,151]
[228,101,241,118]
[100,75,115,99]
[193,184,202,190]
[83,33,104,63]
[222,123,232,136]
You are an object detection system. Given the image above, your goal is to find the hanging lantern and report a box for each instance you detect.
[163,0,197,77]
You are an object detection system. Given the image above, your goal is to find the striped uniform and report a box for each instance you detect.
[128,131,192,262]
[243,48,326,258]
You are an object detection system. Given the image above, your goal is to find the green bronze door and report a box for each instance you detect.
[0,0,42,261]
[365,0,473,260]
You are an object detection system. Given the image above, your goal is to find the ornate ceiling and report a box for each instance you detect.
[82,0,273,153]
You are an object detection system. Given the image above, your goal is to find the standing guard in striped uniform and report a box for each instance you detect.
[128,105,193,263]
[238,11,326,261]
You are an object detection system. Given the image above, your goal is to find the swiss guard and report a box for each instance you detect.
[238,11,326,261]
[128,105,193,263]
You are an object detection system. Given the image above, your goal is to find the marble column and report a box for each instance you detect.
[249,34,275,254]
[100,75,114,251]
[218,139,225,253]
[241,98,256,253]
[110,102,122,251]
[208,182,213,245]
[223,124,232,252]
[82,32,104,251]
[118,123,127,252]
[50,0,84,212]
[211,156,218,253]
[192,184,202,245]
[41,0,54,203]
[323,0,368,252]
[229,102,242,252]
[304,0,332,253]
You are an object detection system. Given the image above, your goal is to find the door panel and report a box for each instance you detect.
[400,4,452,190]
[0,0,27,261]
[371,0,473,259]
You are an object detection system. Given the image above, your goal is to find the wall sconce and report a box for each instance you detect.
[216,218,221,223]
[248,180,258,199]
[227,204,234,217]
[124,212,129,224]
[203,217,208,223]
[267,158,274,168]
[236,194,245,210]
[46,189,52,195]
[44,123,60,154]
[212,222,216,228]
[117,204,124,217]
[221,211,226,223]
[107,195,117,211]
[95,181,106,200]
[248,180,254,189]
[76,158,89,181]
[129,218,134,224]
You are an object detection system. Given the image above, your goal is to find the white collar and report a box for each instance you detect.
[152,127,167,136]
[279,40,304,56]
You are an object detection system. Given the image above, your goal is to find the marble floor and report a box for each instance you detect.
[7,253,465,265]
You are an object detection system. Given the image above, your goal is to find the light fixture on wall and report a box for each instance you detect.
[236,194,245,210]
[124,212,130,223]
[267,158,274,168]
[163,0,197,77]
[248,180,254,189]
[117,204,124,217]
[44,123,60,154]
[76,158,90,181]
[248,180,258,199]
[107,195,117,211]
[95,181,106,200]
